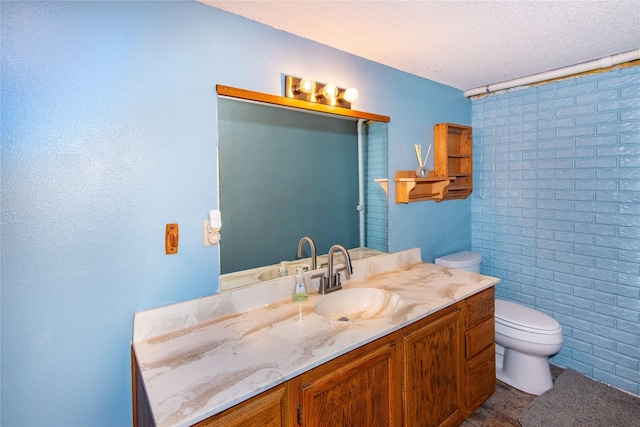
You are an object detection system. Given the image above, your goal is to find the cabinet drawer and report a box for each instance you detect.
[466,317,494,359]
[465,345,495,413]
[465,287,494,327]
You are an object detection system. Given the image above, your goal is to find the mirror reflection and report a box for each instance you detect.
[218,98,388,290]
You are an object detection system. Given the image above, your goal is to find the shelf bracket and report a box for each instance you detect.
[394,171,451,203]
[374,178,389,199]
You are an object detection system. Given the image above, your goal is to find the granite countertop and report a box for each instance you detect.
[132,248,500,427]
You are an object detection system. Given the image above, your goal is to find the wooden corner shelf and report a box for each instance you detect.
[395,122,472,204]
[434,123,473,201]
[395,171,451,203]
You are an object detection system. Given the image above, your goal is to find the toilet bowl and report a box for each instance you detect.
[495,299,563,395]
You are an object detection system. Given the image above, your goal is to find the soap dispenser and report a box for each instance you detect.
[279,261,288,277]
[292,266,308,302]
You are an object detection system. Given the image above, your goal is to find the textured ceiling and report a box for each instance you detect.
[201,0,640,91]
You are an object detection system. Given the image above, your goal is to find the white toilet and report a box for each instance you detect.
[434,251,482,273]
[495,300,563,395]
[435,251,564,396]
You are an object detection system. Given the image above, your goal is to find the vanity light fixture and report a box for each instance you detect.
[340,86,359,104]
[294,76,316,95]
[284,75,359,109]
[318,83,338,101]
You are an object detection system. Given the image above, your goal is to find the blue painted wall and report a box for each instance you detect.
[365,121,389,251]
[1,1,470,425]
[471,65,640,395]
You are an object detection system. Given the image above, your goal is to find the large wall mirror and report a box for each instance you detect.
[217,86,389,291]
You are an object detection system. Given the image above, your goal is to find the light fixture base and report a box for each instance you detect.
[285,75,354,109]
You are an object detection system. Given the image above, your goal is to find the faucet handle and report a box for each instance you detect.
[332,273,344,290]
[335,265,351,278]
[311,272,329,294]
[334,267,350,288]
[311,272,325,280]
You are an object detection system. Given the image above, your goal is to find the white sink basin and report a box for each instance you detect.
[314,288,401,321]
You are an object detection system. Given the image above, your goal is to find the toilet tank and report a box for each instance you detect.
[434,251,482,273]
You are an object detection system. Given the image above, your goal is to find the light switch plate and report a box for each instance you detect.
[165,223,179,254]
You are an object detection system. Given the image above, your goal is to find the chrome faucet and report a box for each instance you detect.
[297,236,317,270]
[313,244,353,294]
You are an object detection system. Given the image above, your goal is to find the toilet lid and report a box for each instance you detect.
[434,251,482,268]
[495,300,561,333]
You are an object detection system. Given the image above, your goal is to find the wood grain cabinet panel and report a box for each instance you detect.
[465,317,494,359]
[193,384,290,427]
[465,345,495,412]
[402,308,464,427]
[464,287,494,326]
[297,341,400,427]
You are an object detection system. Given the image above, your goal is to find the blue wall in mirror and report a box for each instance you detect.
[218,99,359,273]
[365,121,389,252]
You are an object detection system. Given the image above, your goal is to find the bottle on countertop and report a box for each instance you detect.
[292,266,308,302]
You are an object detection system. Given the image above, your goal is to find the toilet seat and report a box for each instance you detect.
[495,300,561,335]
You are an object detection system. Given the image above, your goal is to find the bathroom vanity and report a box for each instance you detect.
[132,249,499,427]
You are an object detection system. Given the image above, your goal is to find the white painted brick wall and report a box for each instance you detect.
[471,65,640,395]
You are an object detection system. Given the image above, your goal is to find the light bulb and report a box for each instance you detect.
[297,76,316,94]
[320,83,338,100]
[341,87,359,103]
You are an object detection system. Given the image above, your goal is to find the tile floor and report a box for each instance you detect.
[461,365,565,427]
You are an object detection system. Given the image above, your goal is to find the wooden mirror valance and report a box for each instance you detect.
[216,85,390,123]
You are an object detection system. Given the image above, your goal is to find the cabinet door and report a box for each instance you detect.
[465,345,495,412]
[298,341,399,427]
[402,309,463,427]
[194,384,290,427]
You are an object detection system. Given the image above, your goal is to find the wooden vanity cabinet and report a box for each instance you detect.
[133,289,496,427]
[462,287,496,417]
